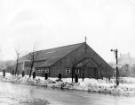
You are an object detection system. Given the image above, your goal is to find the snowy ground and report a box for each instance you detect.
[1,72,135,96]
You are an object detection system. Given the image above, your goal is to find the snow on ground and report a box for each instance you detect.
[1,72,135,96]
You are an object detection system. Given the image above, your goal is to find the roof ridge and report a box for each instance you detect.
[34,42,84,53]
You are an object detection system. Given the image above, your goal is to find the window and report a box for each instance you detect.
[36,68,41,73]
[45,68,49,73]
[66,68,71,74]
[36,68,49,73]
[36,68,43,73]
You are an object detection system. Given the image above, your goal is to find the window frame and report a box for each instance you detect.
[66,68,71,74]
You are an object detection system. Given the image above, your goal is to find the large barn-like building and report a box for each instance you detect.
[18,42,113,79]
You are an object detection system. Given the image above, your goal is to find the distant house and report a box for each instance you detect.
[118,53,135,77]
[118,53,135,66]
[18,42,113,78]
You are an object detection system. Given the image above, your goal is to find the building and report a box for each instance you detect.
[18,42,113,79]
[119,53,135,66]
[117,53,135,77]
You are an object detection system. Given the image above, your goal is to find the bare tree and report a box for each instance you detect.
[71,56,89,82]
[29,45,38,78]
[71,57,79,82]
[15,50,20,76]
[29,47,35,78]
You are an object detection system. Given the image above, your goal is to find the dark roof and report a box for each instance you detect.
[20,42,113,73]
[20,42,84,67]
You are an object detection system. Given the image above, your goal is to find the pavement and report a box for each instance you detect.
[0,81,135,105]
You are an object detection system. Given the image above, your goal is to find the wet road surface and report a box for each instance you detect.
[0,82,135,105]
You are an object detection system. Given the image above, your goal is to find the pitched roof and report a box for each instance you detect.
[20,42,113,73]
[20,42,84,67]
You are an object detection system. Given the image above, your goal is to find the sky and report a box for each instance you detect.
[0,0,135,62]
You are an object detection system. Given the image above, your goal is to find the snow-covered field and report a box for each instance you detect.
[1,72,135,96]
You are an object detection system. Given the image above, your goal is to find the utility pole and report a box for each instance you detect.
[111,49,119,86]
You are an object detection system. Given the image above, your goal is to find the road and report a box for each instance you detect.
[0,82,135,105]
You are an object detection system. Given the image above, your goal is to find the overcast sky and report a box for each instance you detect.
[0,0,135,62]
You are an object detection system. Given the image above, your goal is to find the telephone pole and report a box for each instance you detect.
[111,49,119,86]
